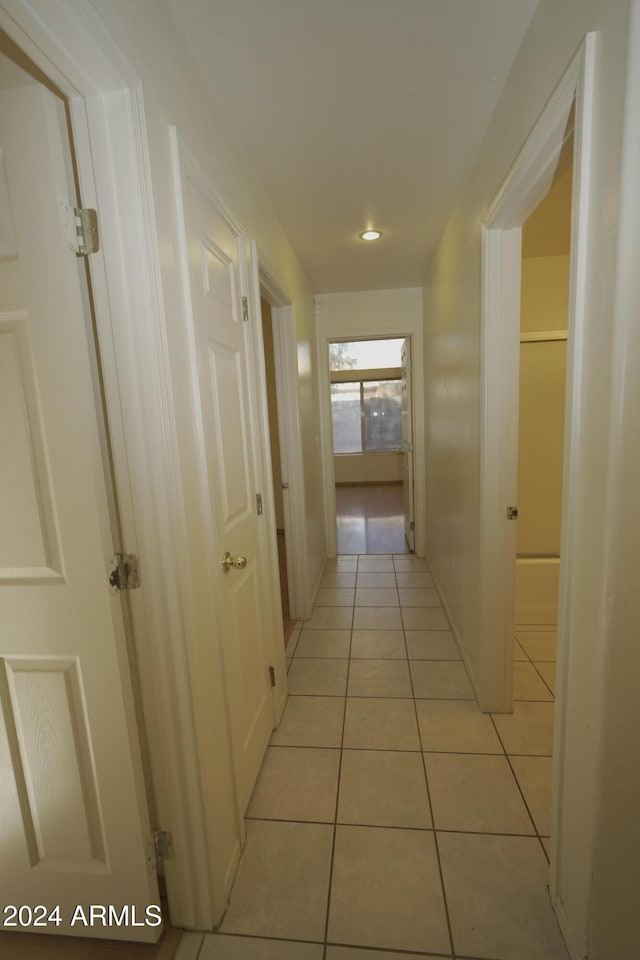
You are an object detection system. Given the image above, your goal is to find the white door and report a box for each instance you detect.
[401,339,415,551]
[181,170,274,816]
[0,86,159,937]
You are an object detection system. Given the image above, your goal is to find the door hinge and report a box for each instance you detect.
[410,521,415,531]
[269,665,276,687]
[256,493,263,515]
[147,829,173,870]
[109,553,140,594]
[242,295,249,322]
[507,506,519,520]
[61,202,99,255]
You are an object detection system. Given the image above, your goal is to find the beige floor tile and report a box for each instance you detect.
[220,820,333,941]
[360,553,393,559]
[338,750,431,828]
[395,571,434,588]
[343,697,421,750]
[492,702,555,756]
[287,658,349,696]
[327,950,449,960]
[426,753,534,834]
[541,837,551,858]
[398,587,442,607]
[406,630,460,660]
[305,606,354,630]
[411,661,474,699]
[516,631,557,662]
[402,607,449,630]
[325,558,358,572]
[321,572,357,588]
[353,606,402,630]
[328,825,450,954]
[513,638,528,661]
[200,935,323,960]
[271,696,345,748]
[357,558,395,572]
[393,556,430,571]
[355,587,399,606]
[247,746,340,822]
[348,659,412,698]
[534,660,556,694]
[356,571,397,587]
[315,588,356,606]
[350,630,407,659]
[510,755,553,836]
[295,629,351,659]
[513,661,554,701]
[417,699,503,753]
[438,833,569,960]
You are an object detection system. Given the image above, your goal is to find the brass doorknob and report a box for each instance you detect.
[221,552,248,573]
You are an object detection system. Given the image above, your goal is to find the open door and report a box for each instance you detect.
[401,338,415,551]
[0,81,158,938]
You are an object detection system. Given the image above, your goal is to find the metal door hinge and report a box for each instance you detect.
[269,666,276,687]
[410,521,415,531]
[242,296,249,322]
[61,202,99,255]
[256,493,263,515]
[147,829,173,870]
[507,506,519,520]
[109,553,140,593]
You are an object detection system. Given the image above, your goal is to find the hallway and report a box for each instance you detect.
[199,555,565,960]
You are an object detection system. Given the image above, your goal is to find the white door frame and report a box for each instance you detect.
[0,0,225,930]
[317,323,426,558]
[479,33,595,952]
[249,251,309,623]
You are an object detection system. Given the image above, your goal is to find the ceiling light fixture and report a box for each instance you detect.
[359,229,382,241]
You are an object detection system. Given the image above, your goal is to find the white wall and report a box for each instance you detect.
[334,453,403,484]
[423,0,639,956]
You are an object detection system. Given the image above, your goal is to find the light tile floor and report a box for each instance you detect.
[201,557,566,960]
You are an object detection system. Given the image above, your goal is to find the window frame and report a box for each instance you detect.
[330,366,402,455]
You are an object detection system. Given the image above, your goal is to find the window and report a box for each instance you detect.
[329,339,404,455]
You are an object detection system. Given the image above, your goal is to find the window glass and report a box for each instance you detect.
[330,382,362,453]
[329,338,404,371]
[363,380,402,451]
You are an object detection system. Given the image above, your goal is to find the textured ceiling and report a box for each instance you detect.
[167,0,539,292]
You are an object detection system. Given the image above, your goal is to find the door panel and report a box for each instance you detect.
[183,173,273,815]
[0,83,158,939]
[401,339,415,551]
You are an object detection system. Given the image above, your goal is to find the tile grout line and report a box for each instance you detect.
[396,557,457,960]
[487,712,550,861]
[320,579,355,960]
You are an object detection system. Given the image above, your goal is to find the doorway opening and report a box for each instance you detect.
[480,34,595,951]
[328,336,414,554]
[260,297,296,647]
[0,25,170,950]
[513,159,573,708]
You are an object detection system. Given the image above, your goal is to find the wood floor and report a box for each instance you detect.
[277,528,297,646]
[336,482,410,554]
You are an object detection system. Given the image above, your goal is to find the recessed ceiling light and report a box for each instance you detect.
[359,229,382,241]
